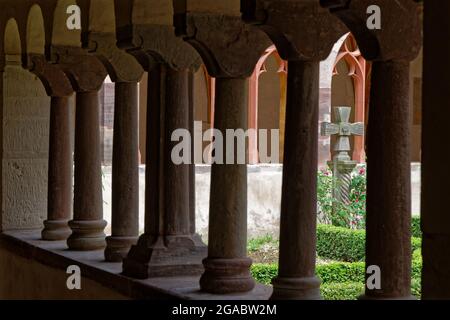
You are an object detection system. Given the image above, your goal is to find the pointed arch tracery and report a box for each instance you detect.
[332,33,370,163]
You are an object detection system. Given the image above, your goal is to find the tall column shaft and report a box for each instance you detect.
[68,91,107,250]
[271,61,321,300]
[164,68,191,236]
[105,82,139,261]
[188,71,197,236]
[42,96,73,241]
[422,0,450,299]
[144,65,164,238]
[363,60,412,299]
[123,65,206,279]
[200,77,255,294]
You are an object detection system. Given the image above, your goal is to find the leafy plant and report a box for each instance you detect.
[248,235,278,253]
[317,166,367,229]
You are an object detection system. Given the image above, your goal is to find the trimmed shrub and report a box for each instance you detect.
[251,225,424,300]
[411,216,422,238]
[321,282,364,300]
[251,262,366,286]
[411,238,422,254]
[316,262,365,284]
[317,224,422,262]
[251,258,423,300]
[412,254,422,281]
[411,278,421,299]
[251,264,277,285]
[317,225,366,262]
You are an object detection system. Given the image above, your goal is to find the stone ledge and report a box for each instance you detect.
[0,230,272,300]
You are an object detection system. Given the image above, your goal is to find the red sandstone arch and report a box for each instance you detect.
[332,33,369,163]
[248,45,287,164]
[204,35,368,165]
[204,46,286,164]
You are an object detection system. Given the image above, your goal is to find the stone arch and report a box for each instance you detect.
[133,0,170,25]
[27,4,46,56]
[332,33,369,163]
[203,46,286,164]
[89,0,116,33]
[4,18,22,64]
[52,0,81,47]
[321,33,348,90]
[248,45,287,164]
[319,33,369,166]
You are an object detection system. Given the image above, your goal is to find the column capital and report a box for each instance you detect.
[175,12,271,78]
[27,54,74,97]
[242,0,347,61]
[114,0,202,72]
[51,46,108,93]
[124,25,203,72]
[86,33,144,83]
[321,0,422,61]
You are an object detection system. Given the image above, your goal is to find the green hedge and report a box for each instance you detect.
[317,225,366,262]
[251,264,278,285]
[411,216,422,238]
[251,224,424,299]
[317,262,365,284]
[251,262,366,286]
[321,282,364,300]
[250,263,365,300]
[412,237,422,253]
[251,261,422,300]
[317,224,422,262]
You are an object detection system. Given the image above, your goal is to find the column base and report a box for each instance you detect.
[42,220,71,241]
[105,236,138,262]
[122,234,207,279]
[67,219,107,251]
[200,257,255,294]
[270,276,322,300]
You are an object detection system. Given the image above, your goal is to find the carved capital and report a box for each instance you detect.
[121,25,202,72]
[87,32,144,83]
[176,13,271,78]
[51,46,108,93]
[242,0,347,61]
[28,54,74,97]
[321,0,422,61]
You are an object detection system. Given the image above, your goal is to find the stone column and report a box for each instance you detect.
[115,0,208,277]
[164,68,191,237]
[78,30,143,260]
[104,81,139,261]
[362,60,413,299]
[422,0,450,299]
[200,77,255,293]
[241,0,347,299]
[320,0,421,300]
[270,61,322,299]
[67,90,107,250]
[27,55,75,241]
[174,6,271,293]
[42,96,73,240]
[123,64,206,278]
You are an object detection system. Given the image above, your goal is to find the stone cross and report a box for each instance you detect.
[321,106,364,205]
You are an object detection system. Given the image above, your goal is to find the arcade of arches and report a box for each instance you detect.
[0,0,448,300]
[103,36,422,167]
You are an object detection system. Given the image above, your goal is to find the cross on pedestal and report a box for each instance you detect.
[321,106,364,205]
